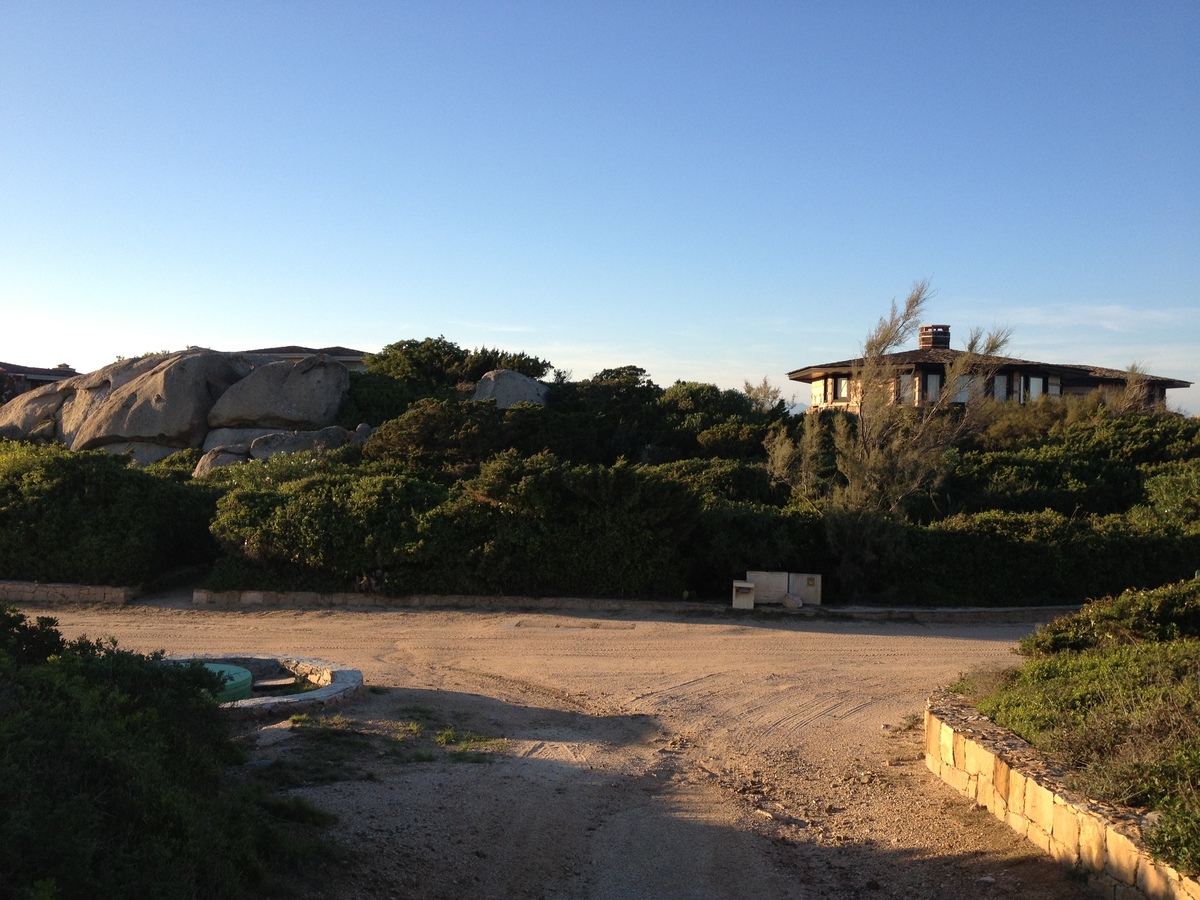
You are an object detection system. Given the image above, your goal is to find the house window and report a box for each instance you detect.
[924,372,942,402]
[953,375,976,404]
[1027,375,1044,401]
[993,374,1008,400]
[833,376,850,401]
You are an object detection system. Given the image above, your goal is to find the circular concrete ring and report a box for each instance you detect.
[168,653,363,720]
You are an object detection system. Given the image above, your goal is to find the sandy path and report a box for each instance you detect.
[29,599,1092,899]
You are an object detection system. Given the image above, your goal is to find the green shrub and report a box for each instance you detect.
[978,640,1200,874]
[1139,459,1200,528]
[364,336,551,389]
[196,444,366,490]
[646,458,788,506]
[546,367,665,464]
[403,451,701,597]
[335,370,424,428]
[686,502,829,597]
[210,472,448,588]
[363,398,505,475]
[977,579,1200,874]
[694,418,769,459]
[0,441,218,586]
[0,607,331,898]
[1020,580,1200,655]
[207,447,707,599]
[144,447,204,481]
[943,445,1143,516]
[1057,412,1200,467]
[899,510,1200,606]
[499,402,604,463]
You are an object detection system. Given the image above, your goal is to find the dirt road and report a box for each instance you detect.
[30,598,1092,899]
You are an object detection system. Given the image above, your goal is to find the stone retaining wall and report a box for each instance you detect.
[0,580,139,605]
[926,690,1200,900]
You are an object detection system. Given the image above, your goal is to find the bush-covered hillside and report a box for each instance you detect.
[1,333,1197,603]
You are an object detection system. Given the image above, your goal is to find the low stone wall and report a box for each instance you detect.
[926,690,1200,900]
[192,588,717,614]
[0,580,139,605]
[168,653,363,721]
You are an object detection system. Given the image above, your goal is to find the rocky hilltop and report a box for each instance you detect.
[0,349,357,472]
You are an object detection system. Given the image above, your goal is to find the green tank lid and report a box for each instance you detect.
[203,663,253,702]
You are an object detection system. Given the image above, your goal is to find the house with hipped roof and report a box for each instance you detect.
[0,361,78,401]
[787,325,1191,412]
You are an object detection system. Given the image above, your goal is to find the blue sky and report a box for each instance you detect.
[2,2,1197,412]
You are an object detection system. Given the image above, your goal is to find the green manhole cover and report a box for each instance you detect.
[203,663,253,702]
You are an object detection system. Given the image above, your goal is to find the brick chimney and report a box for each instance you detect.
[919,324,950,350]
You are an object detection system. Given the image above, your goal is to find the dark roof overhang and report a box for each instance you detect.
[787,350,1191,389]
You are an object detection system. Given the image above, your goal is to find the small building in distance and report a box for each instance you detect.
[239,346,369,372]
[0,361,78,401]
[787,324,1191,413]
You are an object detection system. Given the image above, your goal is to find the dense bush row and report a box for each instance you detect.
[206,450,792,598]
[974,580,1200,874]
[0,442,218,586]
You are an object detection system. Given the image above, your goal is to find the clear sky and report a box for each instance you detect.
[2,2,1197,412]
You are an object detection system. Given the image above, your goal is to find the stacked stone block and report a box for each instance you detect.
[926,690,1200,900]
[0,580,138,605]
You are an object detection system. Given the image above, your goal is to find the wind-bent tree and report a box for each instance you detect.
[770,280,1012,597]
[832,279,1012,517]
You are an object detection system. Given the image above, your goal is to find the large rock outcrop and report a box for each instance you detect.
[471,369,549,409]
[71,350,244,451]
[0,350,356,474]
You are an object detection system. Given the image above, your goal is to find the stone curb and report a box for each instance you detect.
[191,588,1074,623]
[925,690,1200,900]
[166,653,363,720]
[0,579,1074,623]
[0,580,140,605]
[191,588,726,614]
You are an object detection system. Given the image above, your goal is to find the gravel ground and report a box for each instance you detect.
[31,598,1096,899]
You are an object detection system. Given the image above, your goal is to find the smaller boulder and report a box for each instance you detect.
[100,442,181,466]
[193,446,253,478]
[207,355,349,429]
[471,370,548,409]
[248,426,351,461]
[202,427,283,452]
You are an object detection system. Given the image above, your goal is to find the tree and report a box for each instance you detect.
[829,279,1011,517]
[364,336,470,390]
[765,409,841,512]
[770,280,1012,597]
[1107,363,1153,414]
[364,336,552,392]
[743,377,786,415]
